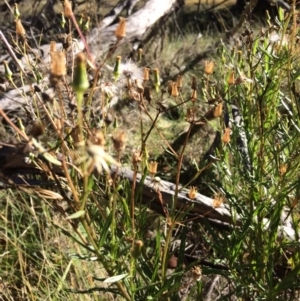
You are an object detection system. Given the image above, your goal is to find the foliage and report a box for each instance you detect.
[1,1,300,301]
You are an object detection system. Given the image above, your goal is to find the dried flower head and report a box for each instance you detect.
[75,141,120,175]
[143,67,150,81]
[191,266,202,281]
[227,71,235,85]
[148,161,158,177]
[222,128,231,144]
[204,61,214,75]
[176,75,183,90]
[171,82,179,98]
[64,0,73,18]
[132,150,142,166]
[213,193,224,208]
[112,130,127,153]
[91,129,105,146]
[50,51,66,85]
[120,60,143,82]
[188,186,197,200]
[15,19,26,37]
[279,163,287,176]
[115,17,126,40]
[213,102,223,118]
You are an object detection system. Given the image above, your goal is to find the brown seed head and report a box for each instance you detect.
[115,17,126,40]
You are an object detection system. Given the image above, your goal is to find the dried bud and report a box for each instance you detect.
[3,61,12,81]
[176,75,183,90]
[115,17,126,40]
[188,186,197,200]
[143,67,150,81]
[113,56,121,80]
[191,75,197,90]
[130,240,144,259]
[222,128,231,144]
[64,0,73,18]
[138,48,143,62]
[91,129,105,146]
[72,52,89,93]
[227,71,235,85]
[153,68,160,92]
[112,130,127,153]
[50,51,66,85]
[148,161,158,177]
[171,82,179,98]
[15,19,26,37]
[191,89,197,102]
[204,61,214,75]
[213,102,223,117]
